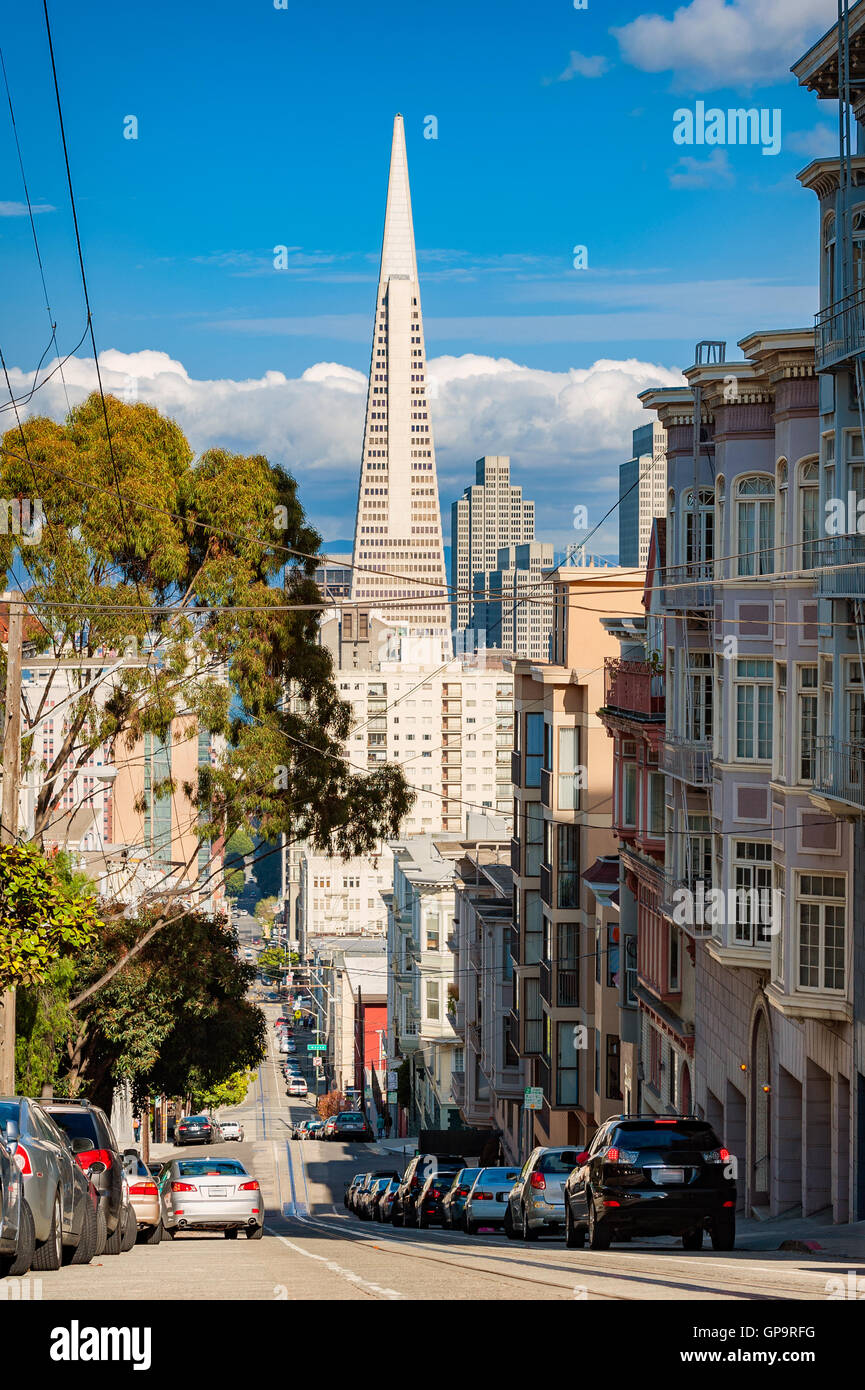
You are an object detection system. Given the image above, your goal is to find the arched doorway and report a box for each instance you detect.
[751,1012,771,1207]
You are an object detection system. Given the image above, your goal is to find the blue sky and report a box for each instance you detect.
[0,0,842,552]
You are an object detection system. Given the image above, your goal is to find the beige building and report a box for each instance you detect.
[509,561,645,1151]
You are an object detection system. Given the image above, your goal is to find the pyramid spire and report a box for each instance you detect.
[349,116,451,659]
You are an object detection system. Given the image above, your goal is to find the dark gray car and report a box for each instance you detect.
[0,1129,34,1277]
[0,1098,96,1269]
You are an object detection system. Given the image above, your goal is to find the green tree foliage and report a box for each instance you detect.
[0,844,101,990]
[0,394,413,868]
[191,1068,254,1112]
[224,828,253,898]
[254,895,277,924]
[256,946,290,983]
[63,909,265,1109]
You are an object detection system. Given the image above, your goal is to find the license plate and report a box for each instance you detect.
[208,1187,228,1197]
[657,1168,684,1184]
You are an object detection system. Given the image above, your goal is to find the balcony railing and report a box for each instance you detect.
[539,958,552,1007]
[540,862,552,908]
[662,733,713,786]
[814,535,865,599]
[509,922,520,968]
[816,285,865,372]
[523,1018,544,1055]
[814,736,865,811]
[660,562,714,610]
[603,658,665,719]
[557,967,579,1007]
[511,749,521,785]
[510,837,521,875]
[540,767,552,808]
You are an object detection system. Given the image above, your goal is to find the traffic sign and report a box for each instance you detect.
[524,1086,543,1111]
[307,1043,327,1052]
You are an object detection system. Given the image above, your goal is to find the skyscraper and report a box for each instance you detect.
[618,421,667,568]
[451,455,535,633]
[350,115,450,656]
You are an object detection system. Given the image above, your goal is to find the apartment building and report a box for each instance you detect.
[387,815,509,1136]
[637,317,859,1222]
[450,855,524,1162]
[509,561,645,1151]
[469,542,556,661]
[298,848,392,948]
[451,456,535,634]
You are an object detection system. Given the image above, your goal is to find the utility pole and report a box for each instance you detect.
[0,597,24,1091]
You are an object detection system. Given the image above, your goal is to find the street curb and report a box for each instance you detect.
[778,1239,824,1254]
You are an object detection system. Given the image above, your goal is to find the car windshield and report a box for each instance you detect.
[478,1170,520,1185]
[450,1168,480,1188]
[177,1160,246,1177]
[339,1113,364,1122]
[538,1151,580,1174]
[45,1109,98,1141]
[612,1123,720,1152]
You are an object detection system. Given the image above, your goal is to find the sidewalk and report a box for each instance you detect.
[733,1210,865,1261]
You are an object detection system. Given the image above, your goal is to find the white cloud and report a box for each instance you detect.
[544,50,610,84]
[0,200,54,217]
[612,0,838,91]
[668,148,734,188]
[5,347,683,550]
[786,122,838,158]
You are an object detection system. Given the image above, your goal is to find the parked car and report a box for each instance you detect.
[462,1167,521,1234]
[173,1114,217,1147]
[0,1129,34,1277]
[562,1115,737,1251]
[344,1173,366,1209]
[159,1156,263,1239]
[353,1170,399,1217]
[286,1077,308,1097]
[391,1154,467,1228]
[220,1121,244,1142]
[304,1119,325,1141]
[0,1097,101,1269]
[376,1178,399,1223]
[440,1168,482,1230]
[42,1098,129,1255]
[357,1175,392,1220]
[416,1161,467,1229]
[505,1146,580,1240]
[326,1111,373,1143]
[121,1153,163,1244]
[322,1116,338,1140]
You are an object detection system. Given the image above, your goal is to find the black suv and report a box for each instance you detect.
[563,1115,737,1251]
[328,1112,373,1143]
[175,1114,216,1146]
[391,1153,467,1228]
[42,1099,127,1254]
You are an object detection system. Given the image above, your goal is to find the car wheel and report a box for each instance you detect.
[1,1198,35,1277]
[587,1203,611,1251]
[93,1204,107,1257]
[522,1205,539,1241]
[67,1195,98,1266]
[224,1229,238,1239]
[32,1192,63,1272]
[391,1207,403,1228]
[711,1213,735,1251]
[418,1212,429,1230]
[503,1205,518,1240]
[104,1210,126,1256]
[246,1224,264,1240]
[121,1206,137,1252]
[565,1204,586,1250]
[465,1219,479,1235]
[682,1227,704,1251]
[138,1221,163,1246]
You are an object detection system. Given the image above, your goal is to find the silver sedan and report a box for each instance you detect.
[158,1157,264,1239]
[0,1097,94,1269]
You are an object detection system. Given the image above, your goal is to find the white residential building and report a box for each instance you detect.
[452,456,535,633]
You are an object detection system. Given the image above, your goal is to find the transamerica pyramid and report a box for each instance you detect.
[349,115,452,659]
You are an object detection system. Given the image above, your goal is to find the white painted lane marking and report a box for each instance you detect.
[265,1228,403,1300]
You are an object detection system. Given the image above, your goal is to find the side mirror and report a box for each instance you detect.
[4,1119,19,1151]
[71,1136,95,1154]
[574,1151,590,1166]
